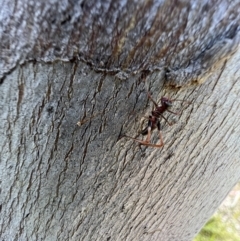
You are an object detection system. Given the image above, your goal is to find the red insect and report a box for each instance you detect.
[124,92,187,148]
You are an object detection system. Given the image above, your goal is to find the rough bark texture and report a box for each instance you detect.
[1,0,240,85]
[0,1,240,241]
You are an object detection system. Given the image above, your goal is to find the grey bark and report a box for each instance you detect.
[0,1,240,241]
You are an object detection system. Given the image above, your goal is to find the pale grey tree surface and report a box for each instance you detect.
[0,1,240,241]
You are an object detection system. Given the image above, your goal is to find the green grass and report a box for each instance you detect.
[194,212,240,241]
[194,183,240,241]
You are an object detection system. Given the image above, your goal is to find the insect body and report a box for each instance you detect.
[124,92,184,148]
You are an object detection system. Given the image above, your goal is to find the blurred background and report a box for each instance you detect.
[194,183,240,241]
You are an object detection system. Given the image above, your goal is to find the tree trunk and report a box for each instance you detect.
[1,1,240,241]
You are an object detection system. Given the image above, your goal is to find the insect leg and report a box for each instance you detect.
[147,92,158,108]
[139,121,163,148]
[166,109,180,115]
[168,99,191,115]
[159,114,173,126]
[124,121,152,146]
